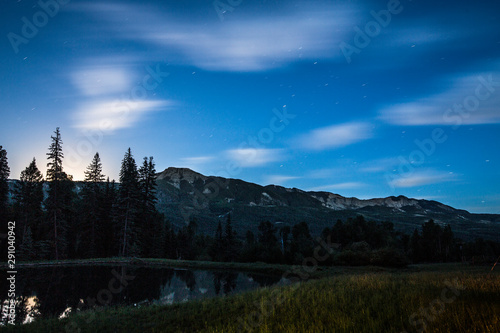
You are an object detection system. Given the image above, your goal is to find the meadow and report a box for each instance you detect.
[2,262,499,332]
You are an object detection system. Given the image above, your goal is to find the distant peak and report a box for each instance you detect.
[162,167,197,173]
[157,167,206,181]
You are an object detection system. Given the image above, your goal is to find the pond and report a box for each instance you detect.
[0,265,288,325]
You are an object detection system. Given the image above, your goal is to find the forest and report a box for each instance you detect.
[1,128,499,267]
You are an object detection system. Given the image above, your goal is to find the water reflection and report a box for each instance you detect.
[0,265,287,325]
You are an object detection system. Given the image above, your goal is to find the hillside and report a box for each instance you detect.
[155,168,500,241]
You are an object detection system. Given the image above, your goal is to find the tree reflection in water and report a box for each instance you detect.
[0,265,286,325]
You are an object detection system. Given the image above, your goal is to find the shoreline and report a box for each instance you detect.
[1,257,483,277]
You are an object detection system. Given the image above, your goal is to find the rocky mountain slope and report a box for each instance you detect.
[156,168,500,241]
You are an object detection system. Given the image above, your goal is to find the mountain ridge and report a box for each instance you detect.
[155,167,500,241]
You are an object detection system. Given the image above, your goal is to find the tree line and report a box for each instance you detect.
[0,128,164,260]
[1,128,498,266]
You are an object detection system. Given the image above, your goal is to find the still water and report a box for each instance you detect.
[0,265,288,325]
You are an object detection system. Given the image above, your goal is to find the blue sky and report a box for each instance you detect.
[1,0,500,213]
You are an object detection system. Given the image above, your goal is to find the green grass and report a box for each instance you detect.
[2,264,499,332]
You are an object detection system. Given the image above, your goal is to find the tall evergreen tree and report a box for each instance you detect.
[18,226,36,261]
[100,178,117,257]
[138,156,157,213]
[442,224,454,261]
[84,153,105,184]
[45,128,73,259]
[291,222,314,262]
[116,148,140,257]
[258,221,278,249]
[46,128,63,183]
[410,229,422,262]
[240,230,258,262]
[138,156,163,257]
[421,219,443,262]
[15,158,44,241]
[0,145,10,224]
[209,221,224,261]
[257,221,282,263]
[80,153,105,257]
[46,128,63,259]
[223,214,238,261]
[163,222,177,259]
[175,219,199,260]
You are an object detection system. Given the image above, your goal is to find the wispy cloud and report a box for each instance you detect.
[389,171,456,188]
[71,67,131,96]
[264,175,300,185]
[297,122,373,151]
[73,99,169,131]
[309,182,366,192]
[180,156,214,165]
[359,157,401,173]
[226,148,284,167]
[306,168,339,179]
[379,72,500,126]
[70,60,173,132]
[385,22,475,50]
[354,13,499,70]
[76,2,355,71]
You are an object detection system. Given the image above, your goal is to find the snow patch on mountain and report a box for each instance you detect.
[309,193,422,210]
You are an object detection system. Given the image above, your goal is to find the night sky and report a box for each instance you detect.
[1,0,500,213]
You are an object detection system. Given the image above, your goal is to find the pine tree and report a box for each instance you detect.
[209,221,224,261]
[240,230,258,262]
[46,128,63,259]
[138,156,158,213]
[45,128,73,259]
[421,219,443,262]
[291,221,313,262]
[442,224,454,261]
[410,229,422,263]
[84,153,105,184]
[46,128,63,183]
[18,226,36,261]
[138,156,163,257]
[100,178,117,257]
[258,221,278,249]
[0,145,10,224]
[80,153,105,257]
[223,214,237,261]
[116,148,140,257]
[257,221,281,263]
[163,223,176,259]
[15,158,44,241]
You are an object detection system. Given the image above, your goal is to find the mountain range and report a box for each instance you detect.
[156,167,500,241]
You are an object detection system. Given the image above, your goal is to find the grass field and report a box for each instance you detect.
[2,263,499,332]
